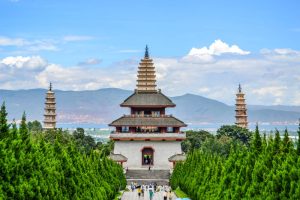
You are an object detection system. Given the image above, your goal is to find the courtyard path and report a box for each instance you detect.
[121,186,177,200]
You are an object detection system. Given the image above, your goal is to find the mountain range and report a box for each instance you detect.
[0,88,299,125]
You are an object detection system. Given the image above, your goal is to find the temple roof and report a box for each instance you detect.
[168,154,186,162]
[109,115,187,127]
[121,91,175,107]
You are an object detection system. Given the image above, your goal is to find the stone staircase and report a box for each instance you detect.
[126,169,170,185]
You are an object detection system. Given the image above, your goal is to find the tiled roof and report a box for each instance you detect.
[168,154,186,162]
[109,116,187,127]
[121,91,175,107]
[109,153,128,162]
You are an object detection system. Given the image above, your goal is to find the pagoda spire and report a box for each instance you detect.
[235,84,248,128]
[136,46,157,93]
[43,82,56,130]
[144,45,149,58]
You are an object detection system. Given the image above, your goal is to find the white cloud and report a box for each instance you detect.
[63,35,94,42]
[261,48,300,62]
[1,56,47,70]
[182,39,250,63]
[0,40,299,106]
[0,36,28,46]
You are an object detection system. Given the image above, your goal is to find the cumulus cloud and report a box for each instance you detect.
[0,40,299,106]
[0,56,47,70]
[182,39,250,63]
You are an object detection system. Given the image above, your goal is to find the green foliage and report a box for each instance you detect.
[171,127,300,200]
[251,124,262,153]
[0,102,10,139]
[216,125,252,145]
[297,121,300,155]
[0,110,126,200]
[27,120,43,132]
[174,187,190,198]
[181,130,213,153]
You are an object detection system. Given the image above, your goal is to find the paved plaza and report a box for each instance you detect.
[121,186,177,200]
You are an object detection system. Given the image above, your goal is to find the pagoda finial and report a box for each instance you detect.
[49,82,52,91]
[145,45,149,58]
[238,83,242,93]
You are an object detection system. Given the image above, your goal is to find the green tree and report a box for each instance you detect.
[282,128,291,153]
[27,120,43,132]
[19,112,29,141]
[297,120,300,155]
[252,124,262,153]
[0,102,10,139]
[216,125,251,145]
[181,130,213,153]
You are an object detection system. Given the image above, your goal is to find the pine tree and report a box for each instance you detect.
[0,102,10,139]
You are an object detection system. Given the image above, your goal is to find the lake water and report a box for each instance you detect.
[58,123,299,143]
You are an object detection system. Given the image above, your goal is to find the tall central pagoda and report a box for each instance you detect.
[109,46,187,169]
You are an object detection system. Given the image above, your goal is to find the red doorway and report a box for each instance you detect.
[142,147,154,165]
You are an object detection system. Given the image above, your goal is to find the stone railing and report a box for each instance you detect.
[110,132,186,139]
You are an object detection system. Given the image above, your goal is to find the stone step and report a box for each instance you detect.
[126,179,169,185]
[126,170,170,180]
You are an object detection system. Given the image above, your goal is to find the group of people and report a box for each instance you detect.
[130,182,173,200]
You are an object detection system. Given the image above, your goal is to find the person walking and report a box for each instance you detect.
[137,187,141,198]
[149,186,154,200]
[163,190,167,200]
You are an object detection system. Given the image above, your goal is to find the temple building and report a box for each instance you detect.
[235,84,248,128]
[43,83,56,130]
[109,46,187,169]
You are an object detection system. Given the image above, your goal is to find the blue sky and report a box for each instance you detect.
[0,0,300,105]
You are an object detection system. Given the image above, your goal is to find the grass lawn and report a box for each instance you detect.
[174,187,190,198]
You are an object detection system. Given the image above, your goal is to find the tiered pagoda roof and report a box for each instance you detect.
[121,91,175,107]
[109,115,186,127]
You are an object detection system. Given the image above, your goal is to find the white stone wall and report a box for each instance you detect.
[114,141,182,170]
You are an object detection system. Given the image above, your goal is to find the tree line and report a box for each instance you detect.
[0,102,126,200]
[171,124,300,199]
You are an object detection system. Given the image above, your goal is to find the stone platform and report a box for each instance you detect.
[126,169,170,185]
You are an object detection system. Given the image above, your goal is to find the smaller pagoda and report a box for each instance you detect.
[43,83,56,130]
[235,84,248,128]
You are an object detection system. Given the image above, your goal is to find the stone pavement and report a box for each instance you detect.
[121,186,177,200]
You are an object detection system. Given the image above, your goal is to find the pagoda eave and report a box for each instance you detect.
[120,104,176,108]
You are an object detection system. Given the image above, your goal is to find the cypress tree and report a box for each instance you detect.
[0,102,10,139]
[19,112,29,141]
[282,128,291,153]
[297,120,300,155]
[11,119,18,138]
[252,124,262,153]
[273,129,281,154]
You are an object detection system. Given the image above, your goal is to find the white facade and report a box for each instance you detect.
[113,140,182,169]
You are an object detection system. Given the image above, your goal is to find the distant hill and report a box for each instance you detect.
[0,88,299,124]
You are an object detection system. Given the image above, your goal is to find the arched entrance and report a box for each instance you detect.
[141,147,154,165]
